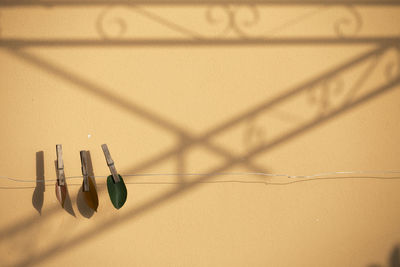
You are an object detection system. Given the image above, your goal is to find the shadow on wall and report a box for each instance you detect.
[32,151,44,215]
[0,1,399,266]
[3,43,399,267]
[369,245,400,267]
[0,0,399,47]
[1,0,399,5]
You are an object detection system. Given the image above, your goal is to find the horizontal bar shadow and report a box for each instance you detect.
[0,0,399,6]
[1,37,400,48]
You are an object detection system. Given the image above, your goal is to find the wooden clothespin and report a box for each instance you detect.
[101,144,127,209]
[55,144,67,208]
[101,144,120,183]
[80,150,89,192]
[56,144,65,186]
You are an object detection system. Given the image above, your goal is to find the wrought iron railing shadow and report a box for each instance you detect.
[0,1,399,266]
[0,1,399,47]
[0,41,398,266]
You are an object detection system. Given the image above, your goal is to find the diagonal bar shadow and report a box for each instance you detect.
[0,2,399,264]
[0,43,395,244]
[5,47,270,176]
[10,74,400,267]
[114,44,395,175]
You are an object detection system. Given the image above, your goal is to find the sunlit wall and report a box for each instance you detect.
[0,1,399,266]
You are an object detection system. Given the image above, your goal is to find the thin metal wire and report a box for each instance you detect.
[1,170,400,183]
[1,175,400,190]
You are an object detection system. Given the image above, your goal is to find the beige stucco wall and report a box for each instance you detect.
[0,2,399,267]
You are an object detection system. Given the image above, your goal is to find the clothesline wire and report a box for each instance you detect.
[1,175,400,190]
[1,170,400,183]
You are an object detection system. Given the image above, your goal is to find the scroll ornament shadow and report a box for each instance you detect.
[95,4,364,40]
[2,3,400,47]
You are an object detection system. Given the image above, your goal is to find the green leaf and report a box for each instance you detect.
[107,175,127,209]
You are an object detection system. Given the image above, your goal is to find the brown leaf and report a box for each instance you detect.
[83,176,99,211]
[55,183,66,207]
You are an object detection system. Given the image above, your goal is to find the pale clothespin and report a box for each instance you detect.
[55,144,67,208]
[101,144,120,183]
[56,144,65,186]
[80,150,89,192]
[101,144,127,209]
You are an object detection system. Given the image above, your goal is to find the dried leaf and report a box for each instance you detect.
[107,175,127,209]
[83,176,99,212]
[55,183,66,207]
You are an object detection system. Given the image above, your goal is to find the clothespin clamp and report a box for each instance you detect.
[101,144,120,183]
[80,150,89,192]
[56,144,65,186]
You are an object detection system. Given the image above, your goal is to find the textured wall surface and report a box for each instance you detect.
[0,2,400,267]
